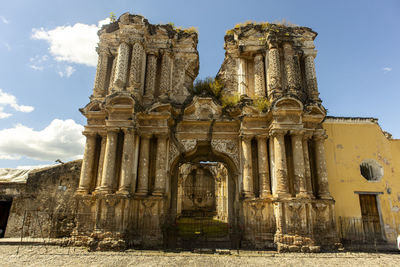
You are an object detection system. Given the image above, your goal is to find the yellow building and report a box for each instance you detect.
[324,116,400,245]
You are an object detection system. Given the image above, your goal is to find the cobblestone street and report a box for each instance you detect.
[0,245,399,267]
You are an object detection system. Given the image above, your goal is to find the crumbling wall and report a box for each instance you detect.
[5,160,81,238]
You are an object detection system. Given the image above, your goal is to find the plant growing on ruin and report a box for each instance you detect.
[109,12,116,23]
[191,77,224,98]
[252,96,270,112]
[220,92,241,108]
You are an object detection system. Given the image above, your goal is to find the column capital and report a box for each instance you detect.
[254,53,263,61]
[270,129,287,138]
[267,41,279,49]
[256,134,269,141]
[283,41,294,50]
[122,127,135,135]
[240,135,253,142]
[82,131,97,138]
[313,130,328,140]
[290,129,305,136]
[106,127,120,133]
[139,131,153,139]
[155,132,169,139]
[302,49,317,59]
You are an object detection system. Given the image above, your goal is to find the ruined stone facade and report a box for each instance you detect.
[71,13,339,251]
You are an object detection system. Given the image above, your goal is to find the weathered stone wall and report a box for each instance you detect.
[4,160,81,238]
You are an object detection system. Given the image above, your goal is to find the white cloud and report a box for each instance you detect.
[0,119,85,162]
[58,65,76,78]
[0,16,9,24]
[16,164,55,170]
[29,55,48,71]
[383,67,392,73]
[32,18,110,67]
[0,107,12,119]
[2,41,11,51]
[0,154,21,160]
[0,89,34,118]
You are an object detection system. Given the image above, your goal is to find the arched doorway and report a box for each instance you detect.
[169,141,240,249]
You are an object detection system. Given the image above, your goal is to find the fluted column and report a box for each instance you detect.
[77,131,97,194]
[283,42,300,95]
[128,42,146,94]
[153,133,168,196]
[242,135,254,197]
[302,133,314,196]
[113,42,130,90]
[271,129,290,198]
[144,53,157,99]
[303,50,320,102]
[159,52,172,99]
[117,128,136,195]
[93,49,110,97]
[257,135,271,197]
[99,128,119,193]
[267,43,282,100]
[95,132,107,191]
[238,57,247,96]
[254,54,266,97]
[291,130,308,198]
[314,131,331,199]
[136,133,151,196]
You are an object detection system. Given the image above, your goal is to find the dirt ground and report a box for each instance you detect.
[0,245,399,267]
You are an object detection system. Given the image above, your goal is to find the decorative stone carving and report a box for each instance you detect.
[159,52,172,98]
[211,139,239,169]
[267,47,282,99]
[128,42,146,94]
[144,53,157,98]
[254,54,266,97]
[181,139,197,153]
[113,42,130,90]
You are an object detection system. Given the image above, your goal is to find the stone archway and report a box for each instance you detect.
[169,141,240,248]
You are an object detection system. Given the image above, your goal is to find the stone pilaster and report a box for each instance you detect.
[144,52,157,99]
[77,131,97,194]
[99,128,119,194]
[257,135,271,197]
[283,42,300,94]
[302,133,314,197]
[267,43,282,100]
[290,130,308,198]
[93,49,110,97]
[95,132,107,191]
[153,134,168,196]
[303,50,320,102]
[128,42,146,94]
[113,42,130,90]
[238,57,247,96]
[271,129,290,198]
[241,135,254,198]
[117,128,136,195]
[314,131,331,199]
[254,54,266,97]
[136,133,151,196]
[159,51,172,99]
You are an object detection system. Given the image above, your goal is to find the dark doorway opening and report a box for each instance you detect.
[359,194,383,241]
[0,200,12,238]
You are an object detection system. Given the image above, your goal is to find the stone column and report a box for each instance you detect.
[136,133,151,196]
[241,135,254,198]
[302,133,314,196]
[257,135,271,197]
[291,130,308,198]
[117,128,136,195]
[303,50,320,102]
[267,43,282,100]
[113,42,130,90]
[128,42,146,94]
[314,132,331,199]
[153,133,168,196]
[254,54,266,97]
[283,42,300,95]
[99,128,119,193]
[95,132,107,191]
[144,52,157,99]
[271,129,290,198]
[93,49,110,97]
[238,58,247,96]
[77,131,97,194]
[159,52,172,99]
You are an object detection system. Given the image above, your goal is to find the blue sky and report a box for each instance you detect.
[0,0,399,168]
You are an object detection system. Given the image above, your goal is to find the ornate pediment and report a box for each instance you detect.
[183,96,222,120]
[273,97,303,111]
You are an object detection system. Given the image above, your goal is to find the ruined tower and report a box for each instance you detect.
[75,13,338,251]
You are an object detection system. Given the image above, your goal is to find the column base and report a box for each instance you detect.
[319,194,333,200]
[116,189,130,196]
[260,191,273,198]
[296,192,311,199]
[274,192,292,199]
[135,191,148,197]
[243,192,255,198]
[97,187,113,194]
[152,191,164,196]
[75,188,89,195]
